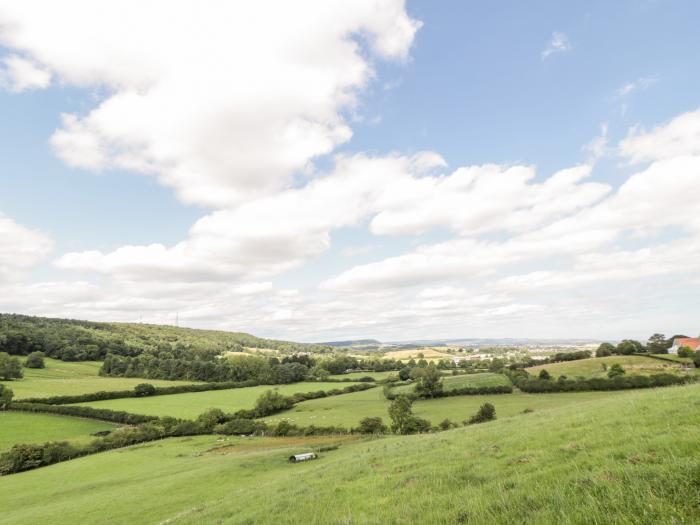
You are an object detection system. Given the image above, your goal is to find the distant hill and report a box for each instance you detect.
[319,339,382,348]
[0,313,333,361]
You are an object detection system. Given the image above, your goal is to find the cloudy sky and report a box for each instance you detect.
[1,1,699,342]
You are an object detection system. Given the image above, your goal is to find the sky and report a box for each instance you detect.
[0,0,699,342]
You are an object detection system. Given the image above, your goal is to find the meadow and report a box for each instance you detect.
[392,372,511,396]
[71,382,357,419]
[1,383,697,524]
[0,412,116,453]
[526,355,694,378]
[0,358,199,399]
[264,383,629,428]
[381,348,451,361]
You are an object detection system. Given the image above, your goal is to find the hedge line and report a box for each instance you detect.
[8,402,159,424]
[512,372,693,393]
[383,383,512,400]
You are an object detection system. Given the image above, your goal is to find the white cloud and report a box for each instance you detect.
[0,213,53,282]
[619,108,700,163]
[0,54,50,91]
[0,0,421,208]
[617,77,658,97]
[541,31,571,60]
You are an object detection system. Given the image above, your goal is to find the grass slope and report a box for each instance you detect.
[71,382,356,419]
[0,412,116,453]
[0,358,198,399]
[1,384,698,524]
[264,385,628,427]
[526,355,695,379]
[393,372,511,396]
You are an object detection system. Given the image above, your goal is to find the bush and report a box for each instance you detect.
[24,351,45,369]
[355,417,387,434]
[438,418,458,430]
[0,352,22,380]
[465,403,496,425]
[694,350,700,368]
[677,346,694,358]
[538,369,551,380]
[134,383,157,397]
[607,363,625,378]
[215,419,268,435]
[254,390,295,417]
[0,385,13,409]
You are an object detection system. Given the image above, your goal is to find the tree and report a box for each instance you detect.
[196,408,227,431]
[24,351,45,369]
[398,367,410,381]
[388,395,414,434]
[254,389,293,417]
[616,340,643,355]
[646,333,669,354]
[677,346,694,358]
[0,352,22,380]
[356,417,387,434]
[608,363,625,378]
[538,369,551,380]
[465,403,496,425]
[596,343,615,357]
[134,383,157,397]
[0,385,13,409]
[693,350,700,369]
[414,364,443,398]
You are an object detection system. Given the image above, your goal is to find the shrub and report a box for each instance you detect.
[134,383,157,397]
[254,390,295,417]
[24,351,45,369]
[538,369,551,380]
[677,346,694,358]
[0,385,13,409]
[0,352,22,380]
[215,419,268,435]
[356,417,387,434]
[438,418,458,430]
[607,363,625,378]
[465,403,496,425]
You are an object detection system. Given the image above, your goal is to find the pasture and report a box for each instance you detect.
[392,372,511,395]
[382,348,451,361]
[526,355,694,379]
[263,384,629,428]
[328,370,397,381]
[0,412,116,453]
[0,358,199,400]
[1,383,697,524]
[71,382,356,419]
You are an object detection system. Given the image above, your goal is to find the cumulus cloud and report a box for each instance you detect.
[0,54,50,91]
[619,108,700,163]
[0,0,421,207]
[0,213,53,282]
[541,31,571,60]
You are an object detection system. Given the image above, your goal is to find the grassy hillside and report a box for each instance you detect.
[0,358,198,399]
[527,355,695,378]
[263,384,629,427]
[393,372,511,396]
[1,383,698,524]
[0,412,116,453]
[71,382,358,419]
[0,313,332,362]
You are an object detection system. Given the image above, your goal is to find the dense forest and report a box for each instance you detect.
[0,314,334,362]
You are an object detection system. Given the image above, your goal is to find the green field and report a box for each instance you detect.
[393,372,511,396]
[329,370,397,380]
[264,384,629,428]
[526,355,694,379]
[0,412,116,453]
[71,382,360,419]
[0,358,200,400]
[1,383,697,524]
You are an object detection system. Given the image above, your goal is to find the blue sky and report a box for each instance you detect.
[0,1,699,341]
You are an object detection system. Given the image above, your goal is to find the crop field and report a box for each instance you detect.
[1,383,698,524]
[0,358,200,400]
[526,355,696,379]
[382,348,451,361]
[263,384,629,428]
[71,382,359,419]
[0,412,116,453]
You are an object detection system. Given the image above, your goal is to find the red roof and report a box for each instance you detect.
[674,338,700,351]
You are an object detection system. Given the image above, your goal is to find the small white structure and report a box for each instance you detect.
[289,452,317,463]
[668,337,700,355]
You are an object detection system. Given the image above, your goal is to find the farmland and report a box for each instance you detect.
[70,382,360,419]
[382,348,452,361]
[526,355,696,379]
[263,383,630,428]
[329,370,397,381]
[0,358,200,399]
[0,412,116,453]
[1,382,698,524]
